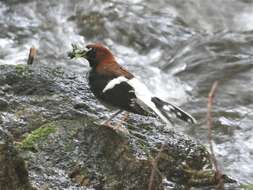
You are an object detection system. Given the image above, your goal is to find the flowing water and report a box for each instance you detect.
[0,0,253,187]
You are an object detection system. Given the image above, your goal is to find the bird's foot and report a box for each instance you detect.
[98,111,130,134]
[100,121,129,135]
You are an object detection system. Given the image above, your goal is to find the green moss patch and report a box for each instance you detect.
[15,64,28,75]
[18,123,56,152]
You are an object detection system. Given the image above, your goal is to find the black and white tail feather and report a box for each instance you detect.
[102,76,197,125]
[151,97,196,124]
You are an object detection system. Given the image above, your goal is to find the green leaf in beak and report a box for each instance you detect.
[68,44,87,59]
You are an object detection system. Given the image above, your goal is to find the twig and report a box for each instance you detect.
[27,47,37,65]
[148,143,165,190]
[207,81,224,189]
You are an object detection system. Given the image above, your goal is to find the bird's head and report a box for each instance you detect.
[68,43,115,68]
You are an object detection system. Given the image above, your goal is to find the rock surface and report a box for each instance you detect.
[0,98,8,111]
[0,64,233,189]
[0,127,34,190]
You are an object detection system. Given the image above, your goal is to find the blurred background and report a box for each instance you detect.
[0,0,252,185]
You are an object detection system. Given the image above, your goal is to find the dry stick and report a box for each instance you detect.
[27,47,37,65]
[148,143,165,190]
[207,81,224,190]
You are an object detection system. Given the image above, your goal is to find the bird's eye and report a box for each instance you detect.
[86,47,96,59]
[90,48,96,53]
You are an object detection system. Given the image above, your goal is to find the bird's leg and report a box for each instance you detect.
[113,112,129,134]
[102,110,123,126]
[101,111,129,134]
[115,112,129,128]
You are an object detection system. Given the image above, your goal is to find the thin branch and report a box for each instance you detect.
[27,47,37,65]
[207,81,224,190]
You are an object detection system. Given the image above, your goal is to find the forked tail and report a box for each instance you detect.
[151,97,196,124]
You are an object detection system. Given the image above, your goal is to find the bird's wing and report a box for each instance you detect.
[100,76,153,116]
[101,76,169,122]
[102,76,196,124]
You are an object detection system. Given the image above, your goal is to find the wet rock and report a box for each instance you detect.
[0,127,34,190]
[21,119,226,190]
[0,64,57,96]
[0,64,92,138]
[0,89,4,96]
[0,64,234,189]
[23,119,163,189]
[0,98,8,111]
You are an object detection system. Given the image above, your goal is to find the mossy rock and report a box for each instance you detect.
[0,64,235,189]
[18,122,56,152]
[0,127,34,190]
[23,118,225,189]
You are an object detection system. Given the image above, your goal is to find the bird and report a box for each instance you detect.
[69,43,196,128]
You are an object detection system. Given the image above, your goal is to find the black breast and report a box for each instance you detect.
[88,70,110,98]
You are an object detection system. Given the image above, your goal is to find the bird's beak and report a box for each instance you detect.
[68,44,88,59]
